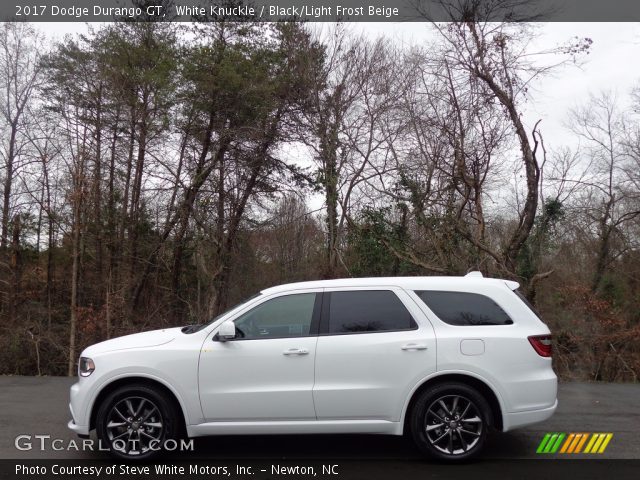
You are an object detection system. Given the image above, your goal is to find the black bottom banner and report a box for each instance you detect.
[2,459,639,480]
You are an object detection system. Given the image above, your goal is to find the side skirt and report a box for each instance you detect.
[186,420,402,438]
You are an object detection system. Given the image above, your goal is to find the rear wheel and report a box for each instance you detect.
[410,382,492,462]
[95,384,178,461]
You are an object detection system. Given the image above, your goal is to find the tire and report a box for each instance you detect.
[409,382,492,462]
[95,384,179,461]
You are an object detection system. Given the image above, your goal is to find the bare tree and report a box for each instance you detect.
[425,15,590,293]
[567,92,640,292]
[0,23,44,249]
[297,28,405,277]
[378,46,512,275]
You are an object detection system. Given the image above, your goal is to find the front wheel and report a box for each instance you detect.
[95,384,178,461]
[409,382,492,462]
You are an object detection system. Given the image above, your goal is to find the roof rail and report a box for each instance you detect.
[465,271,484,278]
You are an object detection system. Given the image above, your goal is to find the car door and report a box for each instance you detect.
[198,290,321,422]
[313,287,436,422]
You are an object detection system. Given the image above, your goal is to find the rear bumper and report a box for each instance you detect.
[502,398,558,431]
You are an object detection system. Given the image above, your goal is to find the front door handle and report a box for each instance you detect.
[283,348,309,356]
[401,343,428,351]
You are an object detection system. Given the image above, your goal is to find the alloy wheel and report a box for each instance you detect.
[105,396,164,456]
[424,394,483,455]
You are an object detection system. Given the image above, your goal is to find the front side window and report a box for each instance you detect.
[327,290,417,334]
[415,291,513,326]
[234,293,317,339]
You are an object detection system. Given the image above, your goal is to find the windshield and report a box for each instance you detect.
[182,292,262,333]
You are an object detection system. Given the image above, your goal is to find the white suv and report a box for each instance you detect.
[68,273,557,461]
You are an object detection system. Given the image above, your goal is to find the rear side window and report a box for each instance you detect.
[327,290,417,334]
[415,291,513,326]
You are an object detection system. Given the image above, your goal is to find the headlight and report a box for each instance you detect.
[78,357,95,377]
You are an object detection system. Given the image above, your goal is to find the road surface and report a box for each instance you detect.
[0,377,638,479]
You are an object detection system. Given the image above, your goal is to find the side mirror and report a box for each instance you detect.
[217,321,236,342]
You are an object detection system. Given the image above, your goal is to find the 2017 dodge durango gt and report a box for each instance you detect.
[68,273,557,461]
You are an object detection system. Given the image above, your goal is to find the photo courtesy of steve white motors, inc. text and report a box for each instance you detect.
[15,464,339,477]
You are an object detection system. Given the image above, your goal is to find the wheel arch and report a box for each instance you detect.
[401,372,504,434]
[89,375,188,435]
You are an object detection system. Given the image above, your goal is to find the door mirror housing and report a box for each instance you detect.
[217,321,236,342]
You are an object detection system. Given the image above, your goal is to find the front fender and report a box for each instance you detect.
[71,342,202,433]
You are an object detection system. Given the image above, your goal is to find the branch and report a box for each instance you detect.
[379,238,449,274]
[528,269,554,292]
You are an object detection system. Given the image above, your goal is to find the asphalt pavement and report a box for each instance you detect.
[0,377,638,479]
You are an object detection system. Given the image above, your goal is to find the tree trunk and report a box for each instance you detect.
[68,198,82,376]
[320,118,340,279]
[93,89,103,281]
[129,99,148,284]
[467,22,540,275]
[592,198,614,293]
[131,112,222,311]
[325,167,339,278]
[9,214,21,318]
[1,122,18,249]
[118,107,136,305]
[212,116,281,313]
[42,153,53,330]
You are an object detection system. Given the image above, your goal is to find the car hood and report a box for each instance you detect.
[83,327,182,356]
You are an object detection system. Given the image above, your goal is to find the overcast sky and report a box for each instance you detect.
[359,22,640,150]
[37,21,640,153]
[35,21,640,212]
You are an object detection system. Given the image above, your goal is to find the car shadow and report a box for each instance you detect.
[187,434,419,460]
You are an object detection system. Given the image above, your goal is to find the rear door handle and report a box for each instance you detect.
[283,348,309,356]
[401,343,428,351]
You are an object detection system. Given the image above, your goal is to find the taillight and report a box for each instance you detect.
[528,335,552,357]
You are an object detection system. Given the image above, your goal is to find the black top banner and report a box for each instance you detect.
[3,0,640,22]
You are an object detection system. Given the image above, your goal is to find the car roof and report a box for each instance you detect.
[260,273,520,295]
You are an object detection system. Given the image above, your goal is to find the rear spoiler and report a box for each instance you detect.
[464,271,519,291]
[504,280,520,290]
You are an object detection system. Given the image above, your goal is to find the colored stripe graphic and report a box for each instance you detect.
[536,433,565,453]
[584,433,614,453]
[598,433,613,453]
[575,433,589,453]
[537,433,613,454]
[559,433,575,453]
[568,433,582,453]
[544,433,559,453]
[536,433,552,453]
[584,433,598,453]
[550,433,565,453]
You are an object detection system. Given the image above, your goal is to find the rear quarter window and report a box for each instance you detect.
[415,290,513,326]
[513,289,547,325]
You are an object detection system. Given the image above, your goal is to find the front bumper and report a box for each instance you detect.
[68,383,91,436]
[68,418,90,437]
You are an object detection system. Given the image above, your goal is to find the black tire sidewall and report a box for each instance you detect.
[95,384,177,461]
[410,382,492,462]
